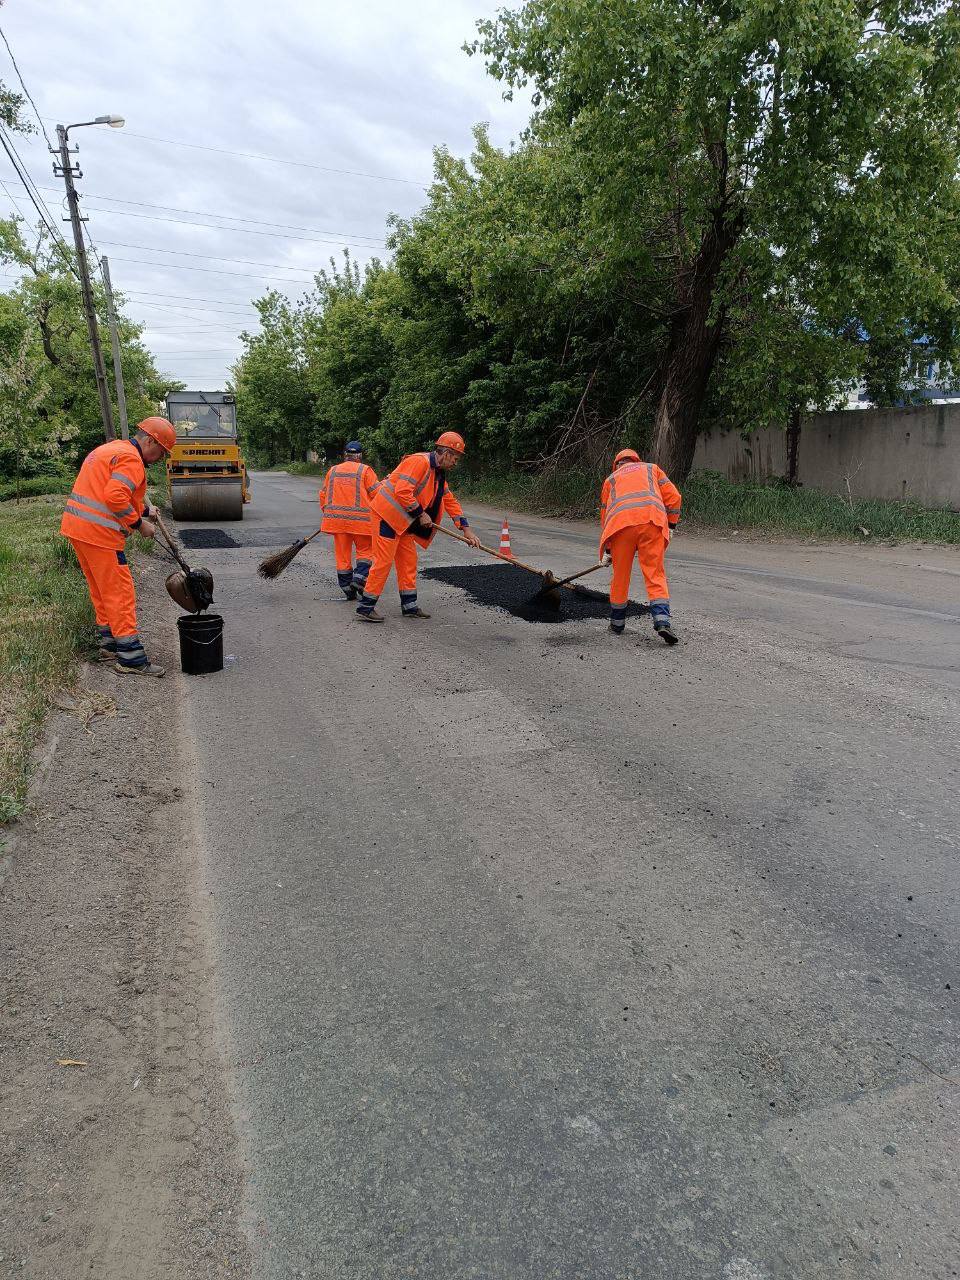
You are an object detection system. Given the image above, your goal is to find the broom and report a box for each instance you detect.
[258,526,323,579]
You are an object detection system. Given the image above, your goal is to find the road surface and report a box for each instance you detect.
[173,470,959,1279]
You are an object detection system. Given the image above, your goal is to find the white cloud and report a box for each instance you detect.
[0,0,530,388]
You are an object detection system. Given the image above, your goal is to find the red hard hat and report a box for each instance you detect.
[614,448,641,468]
[138,416,176,454]
[435,431,466,455]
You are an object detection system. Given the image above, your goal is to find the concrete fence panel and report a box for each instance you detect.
[693,404,960,508]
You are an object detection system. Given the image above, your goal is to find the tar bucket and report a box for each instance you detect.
[177,613,224,675]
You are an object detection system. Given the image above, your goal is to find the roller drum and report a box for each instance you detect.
[170,477,244,522]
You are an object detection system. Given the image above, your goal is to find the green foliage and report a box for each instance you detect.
[0,218,170,480]
[231,3,960,484]
[472,0,960,475]
[0,472,71,503]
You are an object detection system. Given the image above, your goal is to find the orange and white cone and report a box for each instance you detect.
[499,517,513,558]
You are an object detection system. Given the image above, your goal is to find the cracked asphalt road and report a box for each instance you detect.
[174,470,959,1279]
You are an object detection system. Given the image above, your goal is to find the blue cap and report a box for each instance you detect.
[345,440,363,454]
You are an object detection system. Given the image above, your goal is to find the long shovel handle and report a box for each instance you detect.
[547,561,606,592]
[432,523,550,579]
[153,511,191,573]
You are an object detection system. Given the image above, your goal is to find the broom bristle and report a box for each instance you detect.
[257,539,305,579]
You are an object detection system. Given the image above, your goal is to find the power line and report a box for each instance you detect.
[59,201,388,249]
[93,125,429,188]
[105,255,318,284]
[97,239,325,276]
[121,289,262,307]
[26,183,388,245]
[96,238,361,275]
[0,25,54,149]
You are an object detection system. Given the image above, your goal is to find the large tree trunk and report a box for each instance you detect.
[649,209,743,483]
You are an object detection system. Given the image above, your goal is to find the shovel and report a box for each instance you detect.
[433,525,605,610]
[153,512,215,612]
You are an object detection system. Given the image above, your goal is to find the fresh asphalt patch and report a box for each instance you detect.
[422,562,649,623]
[176,526,305,549]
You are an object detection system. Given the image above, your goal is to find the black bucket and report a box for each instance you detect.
[177,613,224,675]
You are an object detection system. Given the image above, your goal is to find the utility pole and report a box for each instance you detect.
[53,123,115,441]
[101,256,129,440]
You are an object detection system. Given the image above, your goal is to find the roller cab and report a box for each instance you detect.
[165,390,251,521]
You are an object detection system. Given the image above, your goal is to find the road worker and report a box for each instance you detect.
[60,417,175,676]
[318,440,379,599]
[356,431,481,622]
[599,448,682,643]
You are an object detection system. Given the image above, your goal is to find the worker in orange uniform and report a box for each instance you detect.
[356,431,481,622]
[318,440,379,599]
[599,448,682,644]
[60,417,176,676]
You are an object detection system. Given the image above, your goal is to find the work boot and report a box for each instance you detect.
[357,608,385,624]
[402,607,431,620]
[97,646,118,663]
[655,623,680,646]
[113,661,166,677]
[609,622,625,635]
[342,585,358,601]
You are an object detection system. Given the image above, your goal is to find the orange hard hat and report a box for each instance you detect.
[613,448,641,468]
[435,430,466,455]
[138,416,176,454]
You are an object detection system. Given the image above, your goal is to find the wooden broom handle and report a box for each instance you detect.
[432,523,549,579]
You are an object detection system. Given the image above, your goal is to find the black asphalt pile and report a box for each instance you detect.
[179,528,239,549]
[423,562,648,623]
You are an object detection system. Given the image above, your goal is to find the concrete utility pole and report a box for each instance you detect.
[101,257,129,440]
[53,119,123,442]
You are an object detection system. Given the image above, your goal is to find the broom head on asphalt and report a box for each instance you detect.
[258,536,309,580]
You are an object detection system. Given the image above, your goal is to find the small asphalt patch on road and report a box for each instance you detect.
[179,528,239,549]
[178,527,308,549]
[422,562,649,624]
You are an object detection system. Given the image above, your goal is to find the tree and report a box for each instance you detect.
[0,217,168,476]
[233,291,313,465]
[473,0,960,479]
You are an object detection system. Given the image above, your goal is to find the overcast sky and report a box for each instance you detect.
[0,0,530,390]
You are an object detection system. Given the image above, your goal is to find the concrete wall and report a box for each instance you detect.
[692,403,960,507]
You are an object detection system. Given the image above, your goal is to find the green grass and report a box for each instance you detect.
[681,471,960,543]
[261,460,327,477]
[0,495,93,824]
[457,467,960,544]
[457,468,598,518]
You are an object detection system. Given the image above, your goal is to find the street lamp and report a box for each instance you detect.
[53,114,125,440]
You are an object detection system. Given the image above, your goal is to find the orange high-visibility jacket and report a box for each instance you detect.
[60,439,148,550]
[599,460,682,553]
[318,460,379,535]
[371,451,468,547]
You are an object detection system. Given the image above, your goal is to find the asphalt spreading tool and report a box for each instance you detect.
[257,525,323,579]
[433,525,604,612]
[154,512,215,613]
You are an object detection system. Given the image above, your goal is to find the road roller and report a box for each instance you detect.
[164,390,251,521]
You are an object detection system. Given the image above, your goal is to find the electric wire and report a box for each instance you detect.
[0,25,54,149]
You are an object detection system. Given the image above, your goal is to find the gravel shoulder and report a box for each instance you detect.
[0,554,250,1279]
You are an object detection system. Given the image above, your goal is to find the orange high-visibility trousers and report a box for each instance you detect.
[357,528,420,614]
[69,538,147,666]
[332,532,372,594]
[608,522,671,629]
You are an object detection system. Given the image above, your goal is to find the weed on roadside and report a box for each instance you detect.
[0,496,92,823]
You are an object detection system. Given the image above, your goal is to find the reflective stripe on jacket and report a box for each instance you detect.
[370,451,467,547]
[60,440,147,550]
[318,461,379,535]
[599,461,682,553]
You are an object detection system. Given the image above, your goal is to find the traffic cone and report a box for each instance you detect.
[499,517,513,558]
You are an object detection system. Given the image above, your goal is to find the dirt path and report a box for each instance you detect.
[0,556,249,1279]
